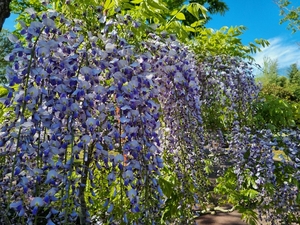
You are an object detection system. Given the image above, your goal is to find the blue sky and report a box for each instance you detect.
[3,13,17,31]
[206,0,300,75]
[3,0,300,75]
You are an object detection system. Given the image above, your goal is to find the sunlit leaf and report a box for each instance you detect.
[187,3,207,20]
[171,9,178,16]
[146,0,168,12]
[175,12,185,20]
[131,0,143,3]
[190,20,203,27]
[104,0,114,10]
[183,26,195,32]
[0,87,8,97]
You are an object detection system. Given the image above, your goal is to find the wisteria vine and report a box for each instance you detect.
[0,5,299,225]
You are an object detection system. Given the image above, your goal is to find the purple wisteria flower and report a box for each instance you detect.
[30,197,44,215]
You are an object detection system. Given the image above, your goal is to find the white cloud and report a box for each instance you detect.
[253,36,300,71]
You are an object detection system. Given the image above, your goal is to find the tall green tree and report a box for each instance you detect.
[256,57,279,85]
[287,63,300,84]
[0,29,13,83]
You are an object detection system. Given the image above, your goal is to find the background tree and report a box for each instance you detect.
[0,29,13,83]
[256,58,299,100]
[275,0,300,33]
[285,63,300,101]
[255,58,300,131]
[277,76,288,87]
[256,57,279,85]
[287,63,300,85]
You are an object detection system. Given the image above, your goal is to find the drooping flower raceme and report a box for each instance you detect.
[0,8,166,224]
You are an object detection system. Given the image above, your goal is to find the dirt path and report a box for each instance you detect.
[195,211,248,225]
[195,211,299,225]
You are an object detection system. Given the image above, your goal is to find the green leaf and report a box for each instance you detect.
[183,26,195,32]
[187,3,207,20]
[175,12,186,20]
[122,2,134,9]
[65,4,75,13]
[146,0,168,12]
[247,189,259,198]
[254,38,270,48]
[190,20,203,27]
[219,26,229,32]
[159,177,174,198]
[0,87,8,97]
[171,9,178,16]
[104,0,114,10]
[131,0,143,3]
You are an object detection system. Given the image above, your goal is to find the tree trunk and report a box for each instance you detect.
[0,0,12,32]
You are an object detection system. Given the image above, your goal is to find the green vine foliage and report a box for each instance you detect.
[215,168,260,225]
[158,165,192,223]
[164,0,229,26]
[191,26,269,60]
[9,0,268,60]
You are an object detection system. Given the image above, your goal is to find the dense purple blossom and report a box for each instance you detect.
[0,7,165,224]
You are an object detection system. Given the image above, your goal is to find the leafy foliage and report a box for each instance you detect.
[256,59,300,131]
[166,0,228,27]
[256,57,279,85]
[0,86,12,123]
[0,29,14,83]
[260,83,294,101]
[191,26,269,60]
[255,94,297,130]
[276,0,300,33]
[9,0,268,60]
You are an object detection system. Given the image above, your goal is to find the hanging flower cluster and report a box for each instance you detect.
[0,7,167,224]
[198,55,260,135]
[154,41,256,222]
[214,125,300,224]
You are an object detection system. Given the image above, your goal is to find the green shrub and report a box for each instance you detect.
[254,94,297,130]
